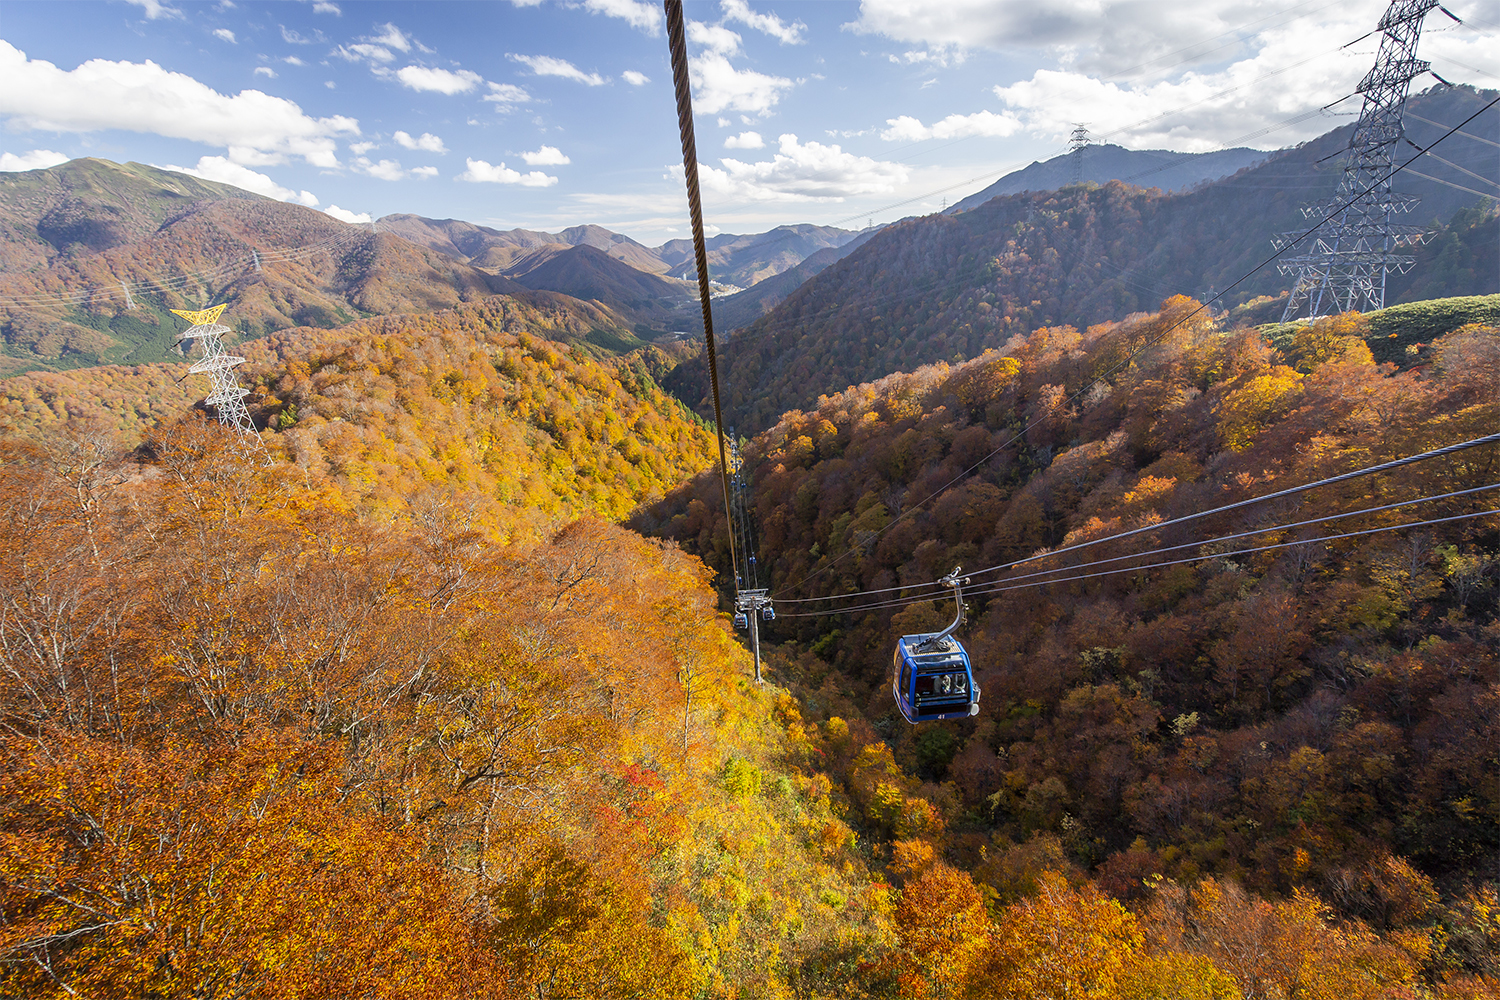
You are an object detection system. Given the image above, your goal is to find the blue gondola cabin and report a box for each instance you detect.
[893,634,979,723]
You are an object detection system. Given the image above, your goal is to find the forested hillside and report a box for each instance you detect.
[637,296,1500,995]
[0,422,897,997]
[3,281,1497,994]
[1,295,708,522]
[667,87,1498,434]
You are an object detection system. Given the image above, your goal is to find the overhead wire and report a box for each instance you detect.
[0,224,374,309]
[1403,137,1500,189]
[782,506,1500,618]
[958,429,1500,583]
[1405,108,1500,148]
[767,93,1500,601]
[780,480,1500,611]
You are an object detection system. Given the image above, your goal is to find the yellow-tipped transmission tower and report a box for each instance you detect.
[171,304,256,436]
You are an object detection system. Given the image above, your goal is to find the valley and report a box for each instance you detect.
[0,59,1497,1000]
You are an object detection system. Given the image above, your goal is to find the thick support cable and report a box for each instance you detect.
[665,0,740,592]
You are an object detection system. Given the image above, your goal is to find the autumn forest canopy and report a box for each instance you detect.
[1,116,1499,997]
[0,274,1494,998]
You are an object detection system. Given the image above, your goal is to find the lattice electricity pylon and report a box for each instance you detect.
[171,304,257,436]
[1069,124,1090,186]
[1275,0,1438,321]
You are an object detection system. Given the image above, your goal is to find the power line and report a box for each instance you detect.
[779,470,1500,609]
[961,429,1500,583]
[782,504,1500,619]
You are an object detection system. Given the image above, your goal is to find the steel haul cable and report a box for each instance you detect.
[784,427,1500,606]
[782,482,1500,617]
[665,0,739,590]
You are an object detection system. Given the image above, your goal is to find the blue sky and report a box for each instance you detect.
[1,0,1496,244]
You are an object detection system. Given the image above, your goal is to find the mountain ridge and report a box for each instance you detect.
[664,86,1499,434]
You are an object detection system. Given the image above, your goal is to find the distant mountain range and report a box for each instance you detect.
[0,160,651,375]
[375,215,675,276]
[711,231,880,332]
[374,214,870,291]
[3,85,1493,389]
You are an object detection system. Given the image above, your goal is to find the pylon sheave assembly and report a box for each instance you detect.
[172,304,257,436]
[1276,0,1439,320]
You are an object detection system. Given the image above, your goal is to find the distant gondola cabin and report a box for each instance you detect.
[893,634,979,724]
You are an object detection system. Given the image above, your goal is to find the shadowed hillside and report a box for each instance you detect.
[665,87,1498,435]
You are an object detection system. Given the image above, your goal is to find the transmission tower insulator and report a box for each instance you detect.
[1277,0,1438,321]
[172,305,257,436]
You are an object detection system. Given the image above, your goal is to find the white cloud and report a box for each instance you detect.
[888,49,958,68]
[369,24,412,53]
[280,26,314,44]
[697,133,908,202]
[521,144,569,165]
[691,51,793,115]
[509,54,607,86]
[990,13,1383,154]
[687,22,743,56]
[457,157,557,186]
[283,56,306,66]
[411,165,438,177]
[225,147,284,167]
[393,65,482,94]
[622,69,650,86]
[848,0,1453,153]
[313,1,341,13]
[125,0,181,20]
[214,28,236,43]
[254,66,276,78]
[580,0,661,34]
[880,109,1021,142]
[394,130,447,153]
[849,0,1397,80]
[163,155,318,205]
[0,148,69,171]
[720,0,806,45]
[337,43,396,63]
[0,41,359,168]
[324,204,371,223]
[354,156,406,180]
[349,140,376,155]
[484,82,532,106]
[336,24,416,68]
[724,130,763,149]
